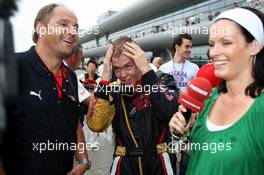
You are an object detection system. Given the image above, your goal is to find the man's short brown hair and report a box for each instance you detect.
[32,3,59,43]
[173,33,192,53]
[112,36,133,58]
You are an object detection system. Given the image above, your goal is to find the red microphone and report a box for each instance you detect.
[179,77,212,113]
[196,63,221,88]
[173,77,212,137]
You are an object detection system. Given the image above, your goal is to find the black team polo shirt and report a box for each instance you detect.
[1,46,81,175]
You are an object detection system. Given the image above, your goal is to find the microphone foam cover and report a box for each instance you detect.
[196,63,221,87]
[187,77,212,101]
[178,93,204,112]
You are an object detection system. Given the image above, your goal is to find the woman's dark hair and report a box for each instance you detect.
[218,6,264,98]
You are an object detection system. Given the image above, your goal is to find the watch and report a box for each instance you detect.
[77,159,91,170]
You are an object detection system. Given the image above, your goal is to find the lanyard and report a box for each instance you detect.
[173,60,185,73]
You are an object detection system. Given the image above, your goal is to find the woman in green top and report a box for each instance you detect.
[169,7,264,175]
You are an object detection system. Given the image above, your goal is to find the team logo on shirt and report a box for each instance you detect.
[29,90,42,101]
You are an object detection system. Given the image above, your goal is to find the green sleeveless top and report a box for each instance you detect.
[187,89,264,175]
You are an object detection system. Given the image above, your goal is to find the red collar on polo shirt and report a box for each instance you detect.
[54,66,66,98]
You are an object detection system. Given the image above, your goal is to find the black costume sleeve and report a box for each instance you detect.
[141,70,179,121]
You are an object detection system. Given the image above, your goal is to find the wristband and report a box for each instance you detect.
[77,159,91,170]
[100,80,110,85]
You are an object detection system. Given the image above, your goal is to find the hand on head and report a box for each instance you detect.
[101,45,114,81]
[123,42,151,75]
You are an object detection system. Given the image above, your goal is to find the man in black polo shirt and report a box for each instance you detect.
[1,4,89,175]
